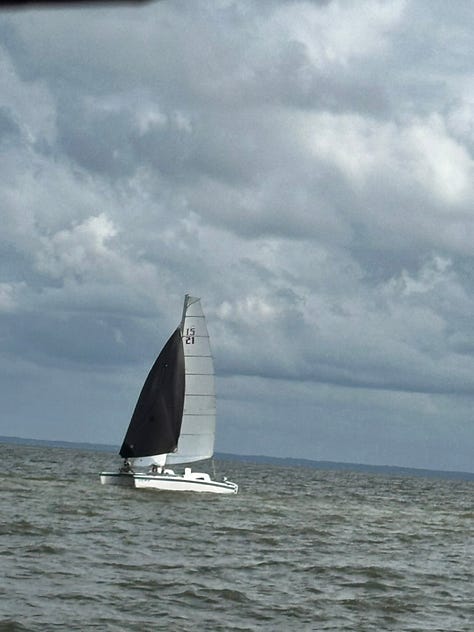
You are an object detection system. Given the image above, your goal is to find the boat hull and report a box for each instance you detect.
[100,472,135,486]
[133,473,238,494]
[100,469,238,494]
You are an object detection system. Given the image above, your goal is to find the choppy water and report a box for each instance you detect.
[0,443,473,631]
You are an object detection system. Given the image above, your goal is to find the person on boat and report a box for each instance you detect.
[120,459,133,473]
[149,464,165,474]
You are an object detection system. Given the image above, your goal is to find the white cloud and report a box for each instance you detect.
[35,214,118,280]
[389,256,452,297]
[299,111,473,204]
[267,0,407,67]
[406,115,473,205]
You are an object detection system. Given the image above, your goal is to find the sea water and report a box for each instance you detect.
[0,443,472,631]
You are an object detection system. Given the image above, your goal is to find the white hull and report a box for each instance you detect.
[133,473,238,494]
[100,468,238,494]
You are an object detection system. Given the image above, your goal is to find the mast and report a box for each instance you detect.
[180,293,190,331]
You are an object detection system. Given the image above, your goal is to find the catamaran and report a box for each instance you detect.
[100,295,238,494]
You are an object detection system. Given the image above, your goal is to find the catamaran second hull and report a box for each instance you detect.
[133,472,238,494]
[100,472,135,486]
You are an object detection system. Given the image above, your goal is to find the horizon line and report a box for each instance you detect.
[1,434,473,480]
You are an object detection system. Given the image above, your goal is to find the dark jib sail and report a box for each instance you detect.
[119,327,185,459]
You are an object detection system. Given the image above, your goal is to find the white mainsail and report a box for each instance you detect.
[166,295,216,465]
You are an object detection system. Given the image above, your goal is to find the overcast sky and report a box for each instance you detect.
[1,0,473,472]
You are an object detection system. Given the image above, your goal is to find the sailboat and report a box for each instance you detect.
[100,295,238,494]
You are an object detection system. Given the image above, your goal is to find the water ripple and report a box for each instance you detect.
[0,445,473,631]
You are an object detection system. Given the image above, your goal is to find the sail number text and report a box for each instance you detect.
[185,327,196,344]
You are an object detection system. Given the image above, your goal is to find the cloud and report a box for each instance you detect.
[265,0,406,67]
[0,281,24,313]
[35,214,117,278]
[0,0,473,471]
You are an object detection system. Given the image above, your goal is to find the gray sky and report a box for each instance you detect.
[1,0,473,472]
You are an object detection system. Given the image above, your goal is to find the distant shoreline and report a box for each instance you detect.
[1,435,473,481]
